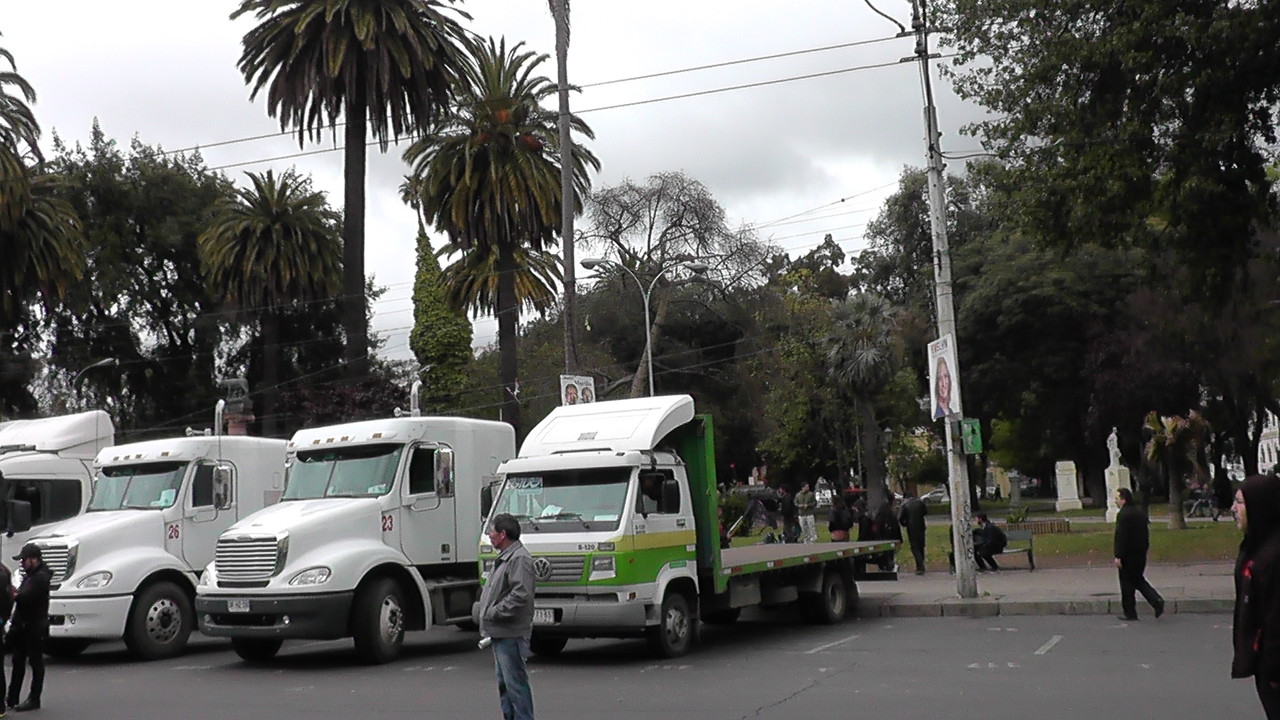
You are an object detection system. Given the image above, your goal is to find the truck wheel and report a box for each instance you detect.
[44,639,91,658]
[529,636,568,657]
[352,577,406,664]
[647,592,694,658]
[231,638,283,663]
[701,608,741,625]
[806,570,849,624]
[124,581,194,660]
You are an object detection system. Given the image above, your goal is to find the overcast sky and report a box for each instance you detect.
[5,1,985,362]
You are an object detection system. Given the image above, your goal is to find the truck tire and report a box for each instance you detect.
[529,635,568,657]
[231,638,283,663]
[352,577,406,664]
[805,570,849,625]
[647,592,694,658]
[124,581,194,660]
[44,639,91,658]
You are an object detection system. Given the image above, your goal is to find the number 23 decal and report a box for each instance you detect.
[166,523,180,540]
[381,514,394,532]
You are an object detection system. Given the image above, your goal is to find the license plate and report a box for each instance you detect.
[227,599,251,613]
[533,608,555,625]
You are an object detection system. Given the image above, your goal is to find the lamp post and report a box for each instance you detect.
[580,258,709,396]
[69,358,117,412]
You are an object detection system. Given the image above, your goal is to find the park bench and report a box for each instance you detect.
[948,528,1036,571]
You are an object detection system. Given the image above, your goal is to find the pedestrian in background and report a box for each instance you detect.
[778,485,799,543]
[0,560,11,716]
[973,513,1007,572]
[1113,487,1164,621]
[871,499,902,571]
[7,543,50,713]
[476,514,536,720]
[898,491,928,575]
[828,495,854,542]
[796,482,817,543]
[1231,474,1280,718]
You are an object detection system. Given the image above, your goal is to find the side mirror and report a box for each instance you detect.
[661,479,681,513]
[480,483,495,519]
[5,500,32,535]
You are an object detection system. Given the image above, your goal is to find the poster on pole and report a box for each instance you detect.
[559,374,596,405]
[927,334,960,421]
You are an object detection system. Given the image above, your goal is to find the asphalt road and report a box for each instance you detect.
[36,611,1259,720]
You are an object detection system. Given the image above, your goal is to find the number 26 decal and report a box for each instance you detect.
[381,514,394,532]
[166,523,180,540]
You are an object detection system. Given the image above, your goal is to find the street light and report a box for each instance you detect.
[580,257,709,396]
[72,358,118,387]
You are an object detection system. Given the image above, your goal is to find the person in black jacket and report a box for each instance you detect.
[827,495,854,542]
[8,543,51,712]
[1231,474,1280,718]
[973,513,1007,571]
[898,492,929,575]
[1113,487,1165,622]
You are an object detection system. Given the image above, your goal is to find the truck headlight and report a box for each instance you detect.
[481,558,495,578]
[75,571,113,590]
[591,556,615,573]
[288,567,332,586]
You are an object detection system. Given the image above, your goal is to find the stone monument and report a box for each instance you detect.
[1054,460,1083,511]
[1104,427,1132,522]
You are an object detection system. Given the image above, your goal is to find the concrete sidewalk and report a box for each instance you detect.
[858,561,1235,618]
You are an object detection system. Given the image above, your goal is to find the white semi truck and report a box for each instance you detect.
[32,433,287,660]
[0,410,114,550]
[195,415,515,664]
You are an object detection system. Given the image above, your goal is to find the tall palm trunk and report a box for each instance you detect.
[857,397,887,512]
[552,0,578,373]
[342,90,369,378]
[261,309,281,438]
[1165,460,1187,530]
[497,239,521,433]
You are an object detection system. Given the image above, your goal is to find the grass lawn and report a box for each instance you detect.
[731,518,1241,570]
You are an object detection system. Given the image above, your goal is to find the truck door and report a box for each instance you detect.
[180,461,234,570]
[633,468,695,572]
[397,444,456,566]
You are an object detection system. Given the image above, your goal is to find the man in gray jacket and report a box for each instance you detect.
[477,513,536,720]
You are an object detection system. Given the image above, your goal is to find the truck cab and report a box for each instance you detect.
[0,410,114,552]
[32,435,286,660]
[195,416,515,664]
[482,395,703,657]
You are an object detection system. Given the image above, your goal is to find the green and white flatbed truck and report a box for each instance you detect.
[479,395,898,658]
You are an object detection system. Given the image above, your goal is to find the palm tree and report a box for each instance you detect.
[439,243,561,319]
[546,0,579,373]
[232,0,471,378]
[0,37,40,162]
[1143,410,1211,530]
[824,292,899,512]
[404,37,598,431]
[198,168,342,436]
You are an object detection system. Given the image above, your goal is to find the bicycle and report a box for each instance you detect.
[1184,495,1223,521]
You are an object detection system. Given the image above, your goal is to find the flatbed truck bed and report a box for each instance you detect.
[719,540,897,575]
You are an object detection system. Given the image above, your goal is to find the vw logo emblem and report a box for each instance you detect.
[532,557,553,581]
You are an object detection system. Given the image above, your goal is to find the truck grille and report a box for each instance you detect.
[31,543,74,584]
[215,536,284,581]
[532,555,585,583]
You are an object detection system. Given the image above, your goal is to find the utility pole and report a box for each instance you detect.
[908,0,977,598]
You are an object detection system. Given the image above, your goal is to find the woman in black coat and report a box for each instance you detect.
[1233,474,1280,718]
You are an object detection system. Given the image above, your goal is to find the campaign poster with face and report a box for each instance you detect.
[559,374,596,406]
[927,334,961,421]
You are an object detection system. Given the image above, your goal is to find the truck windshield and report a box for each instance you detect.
[284,444,403,500]
[89,462,188,511]
[491,468,631,532]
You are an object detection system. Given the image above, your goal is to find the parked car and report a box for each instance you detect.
[921,488,949,504]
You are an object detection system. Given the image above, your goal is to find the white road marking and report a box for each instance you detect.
[804,633,861,655]
[172,665,211,671]
[1034,634,1064,655]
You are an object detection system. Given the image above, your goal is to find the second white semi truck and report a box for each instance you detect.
[195,415,515,664]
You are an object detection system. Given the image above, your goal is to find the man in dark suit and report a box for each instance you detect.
[898,492,928,574]
[1114,488,1165,621]
[8,543,51,712]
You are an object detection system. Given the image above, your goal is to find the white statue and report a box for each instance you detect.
[1107,428,1121,469]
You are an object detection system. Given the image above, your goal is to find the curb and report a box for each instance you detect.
[862,596,1233,618]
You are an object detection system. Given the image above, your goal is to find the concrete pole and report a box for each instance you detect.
[912,0,977,598]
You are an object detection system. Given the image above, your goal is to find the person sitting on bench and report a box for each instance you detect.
[974,513,1007,572]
